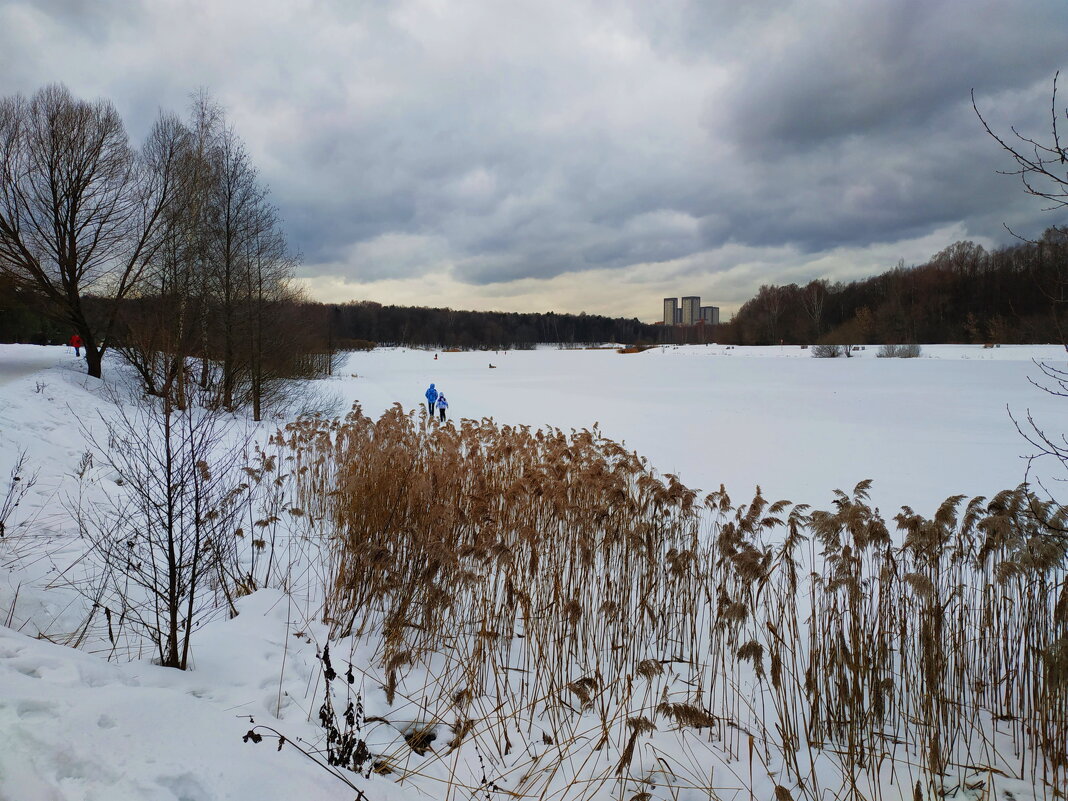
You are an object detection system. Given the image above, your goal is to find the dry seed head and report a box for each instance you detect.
[627,716,657,735]
[737,640,766,680]
[636,659,663,680]
[657,702,717,729]
[384,649,412,673]
[566,676,599,709]
[721,601,749,625]
[903,572,937,602]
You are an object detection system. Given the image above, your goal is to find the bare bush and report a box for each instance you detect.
[811,343,843,358]
[0,450,37,539]
[879,343,922,358]
[79,389,249,669]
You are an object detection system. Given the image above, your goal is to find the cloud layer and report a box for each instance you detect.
[2,0,1064,318]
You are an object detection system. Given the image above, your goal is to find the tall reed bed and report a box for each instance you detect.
[275,404,1068,800]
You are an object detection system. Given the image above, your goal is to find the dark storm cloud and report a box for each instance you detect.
[717,0,1067,154]
[2,0,1067,311]
[697,102,1043,253]
[274,0,1068,285]
[686,0,1068,253]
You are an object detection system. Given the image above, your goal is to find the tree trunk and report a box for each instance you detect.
[85,345,104,379]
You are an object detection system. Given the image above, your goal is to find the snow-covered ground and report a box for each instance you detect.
[0,342,1064,800]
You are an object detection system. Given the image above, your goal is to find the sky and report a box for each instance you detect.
[1,0,1066,321]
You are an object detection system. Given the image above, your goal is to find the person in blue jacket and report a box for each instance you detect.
[425,383,438,416]
[436,392,448,422]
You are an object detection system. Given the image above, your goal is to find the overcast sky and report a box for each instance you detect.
[2,0,1065,320]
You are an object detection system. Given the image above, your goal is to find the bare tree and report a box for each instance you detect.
[115,94,225,404]
[976,77,1068,346]
[0,85,181,378]
[108,91,311,419]
[978,73,1068,519]
[801,279,829,341]
[974,73,1068,216]
[207,123,267,408]
[241,216,299,421]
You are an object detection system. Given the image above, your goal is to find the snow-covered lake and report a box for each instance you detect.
[333,343,1067,515]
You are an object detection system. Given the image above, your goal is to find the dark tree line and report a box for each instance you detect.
[7,80,1067,390]
[321,301,661,349]
[718,234,1068,346]
[0,271,65,344]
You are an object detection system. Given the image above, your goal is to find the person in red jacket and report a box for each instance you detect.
[69,333,83,357]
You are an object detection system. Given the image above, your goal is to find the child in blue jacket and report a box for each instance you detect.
[436,393,448,422]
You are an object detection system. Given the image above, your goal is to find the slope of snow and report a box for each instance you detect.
[0,593,346,801]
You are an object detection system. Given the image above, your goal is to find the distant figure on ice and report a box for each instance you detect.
[69,333,83,357]
[425,383,438,416]
[436,392,448,422]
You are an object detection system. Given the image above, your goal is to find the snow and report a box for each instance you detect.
[0,342,1065,800]
[0,595,342,801]
[0,345,69,388]
[337,343,1067,513]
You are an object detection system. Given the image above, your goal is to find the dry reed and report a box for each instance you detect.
[269,403,1067,800]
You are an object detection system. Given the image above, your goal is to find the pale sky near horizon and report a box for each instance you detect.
[2,0,1065,321]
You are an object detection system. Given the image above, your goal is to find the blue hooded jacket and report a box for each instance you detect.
[425,383,438,404]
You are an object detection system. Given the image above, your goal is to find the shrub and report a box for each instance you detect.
[0,450,37,539]
[79,392,249,669]
[878,343,922,358]
[811,343,843,358]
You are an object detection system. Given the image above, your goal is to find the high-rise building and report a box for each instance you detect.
[663,295,720,326]
[700,306,720,325]
[663,297,678,326]
[681,296,700,326]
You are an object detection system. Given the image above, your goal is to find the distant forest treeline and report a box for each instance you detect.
[323,302,658,348]
[719,233,1068,346]
[4,233,1067,351]
[0,289,659,350]
[0,273,66,345]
